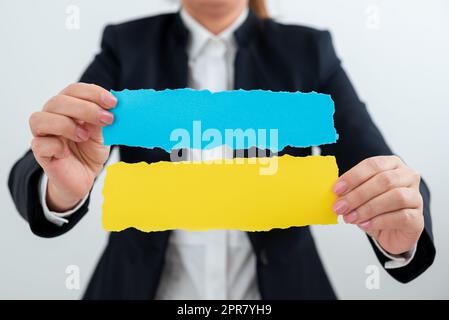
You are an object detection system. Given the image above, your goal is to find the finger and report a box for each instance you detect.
[336,167,419,214]
[358,209,422,233]
[342,187,422,224]
[31,136,67,159]
[29,111,90,142]
[333,156,404,196]
[60,82,117,109]
[362,227,380,239]
[43,94,114,126]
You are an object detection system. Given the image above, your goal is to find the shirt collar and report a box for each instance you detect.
[180,7,249,59]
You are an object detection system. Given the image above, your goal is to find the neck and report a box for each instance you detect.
[182,3,247,35]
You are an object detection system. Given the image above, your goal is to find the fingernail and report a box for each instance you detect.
[332,199,348,215]
[333,180,347,195]
[101,93,117,108]
[99,111,114,125]
[344,211,358,224]
[76,126,89,141]
[359,220,371,231]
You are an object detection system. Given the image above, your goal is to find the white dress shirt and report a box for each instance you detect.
[39,7,416,299]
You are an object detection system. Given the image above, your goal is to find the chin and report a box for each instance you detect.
[184,0,245,16]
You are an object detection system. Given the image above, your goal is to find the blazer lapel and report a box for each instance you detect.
[149,12,189,90]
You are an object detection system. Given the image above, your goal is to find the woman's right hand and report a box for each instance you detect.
[29,83,117,212]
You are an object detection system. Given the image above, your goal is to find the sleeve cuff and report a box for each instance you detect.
[371,237,417,269]
[38,174,88,227]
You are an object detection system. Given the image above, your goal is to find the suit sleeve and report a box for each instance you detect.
[316,30,435,282]
[8,25,120,238]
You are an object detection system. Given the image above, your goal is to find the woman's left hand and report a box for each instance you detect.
[332,155,424,255]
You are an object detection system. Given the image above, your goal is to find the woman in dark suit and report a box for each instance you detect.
[9,0,435,299]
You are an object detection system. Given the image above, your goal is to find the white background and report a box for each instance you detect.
[0,0,448,299]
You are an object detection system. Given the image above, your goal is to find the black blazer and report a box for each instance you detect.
[8,11,435,299]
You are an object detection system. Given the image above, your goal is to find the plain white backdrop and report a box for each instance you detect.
[1,0,448,299]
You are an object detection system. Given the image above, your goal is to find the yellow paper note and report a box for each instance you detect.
[102,155,338,232]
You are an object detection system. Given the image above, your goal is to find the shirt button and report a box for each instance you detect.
[260,249,269,266]
[205,38,227,57]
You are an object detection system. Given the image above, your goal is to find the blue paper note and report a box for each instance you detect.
[103,89,338,152]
